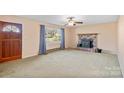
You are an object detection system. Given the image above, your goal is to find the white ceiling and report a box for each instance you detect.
[20,15,119,26]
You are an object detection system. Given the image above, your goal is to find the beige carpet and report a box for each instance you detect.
[0,50,122,78]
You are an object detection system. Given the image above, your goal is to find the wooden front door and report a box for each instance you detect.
[0,21,22,62]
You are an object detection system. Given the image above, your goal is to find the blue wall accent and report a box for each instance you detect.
[39,25,46,54]
[60,28,65,49]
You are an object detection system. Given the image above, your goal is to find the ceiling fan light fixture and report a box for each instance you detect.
[65,16,83,26]
[68,20,74,26]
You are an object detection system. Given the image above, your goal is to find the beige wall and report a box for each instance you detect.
[118,16,124,76]
[65,22,118,54]
[65,27,76,48]
[0,15,40,58]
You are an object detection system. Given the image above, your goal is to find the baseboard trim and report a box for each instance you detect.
[65,48,117,54]
[102,50,117,55]
[46,48,61,53]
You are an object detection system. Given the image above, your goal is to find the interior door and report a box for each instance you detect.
[0,21,22,62]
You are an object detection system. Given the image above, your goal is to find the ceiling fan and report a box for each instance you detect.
[65,17,83,26]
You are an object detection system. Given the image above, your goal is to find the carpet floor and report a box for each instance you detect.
[0,50,122,78]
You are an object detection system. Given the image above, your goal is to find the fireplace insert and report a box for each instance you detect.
[77,38,93,48]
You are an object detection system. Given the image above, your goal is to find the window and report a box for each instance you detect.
[45,28,61,50]
[46,29,61,41]
[3,25,20,33]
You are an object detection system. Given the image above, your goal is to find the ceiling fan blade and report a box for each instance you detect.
[75,21,83,24]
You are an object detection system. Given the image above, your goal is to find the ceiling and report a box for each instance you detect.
[20,15,119,26]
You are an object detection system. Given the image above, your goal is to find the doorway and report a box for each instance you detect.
[0,21,22,62]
